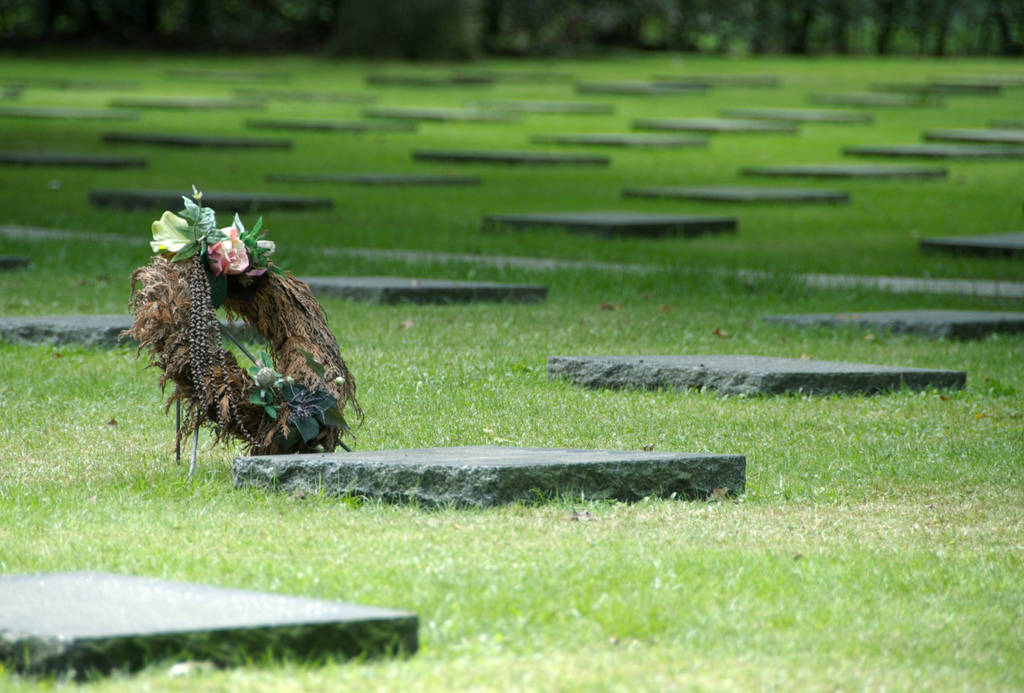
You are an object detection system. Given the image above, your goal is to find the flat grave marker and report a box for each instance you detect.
[365,73,493,87]
[843,143,1024,159]
[0,314,255,347]
[652,74,781,87]
[412,150,609,166]
[763,310,1024,340]
[719,107,873,124]
[266,172,480,186]
[0,77,140,91]
[245,118,415,133]
[990,119,1024,129]
[622,185,849,204]
[471,99,614,114]
[165,68,291,82]
[530,133,708,148]
[871,81,1002,95]
[0,572,416,677]
[548,354,965,396]
[300,276,547,304]
[0,106,139,120]
[102,132,291,149]
[108,97,264,110]
[363,106,517,122]
[0,255,30,271]
[919,231,1024,257]
[233,446,746,507]
[740,163,947,179]
[632,117,798,134]
[451,69,575,84]
[576,80,708,95]
[808,92,940,107]
[0,151,146,168]
[483,211,737,238]
[923,128,1024,145]
[234,88,377,104]
[89,189,332,212]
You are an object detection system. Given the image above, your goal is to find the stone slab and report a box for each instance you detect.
[622,185,849,204]
[244,118,415,132]
[451,69,575,84]
[547,354,965,396]
[575,81,708,95]
[808,92,940,107]
[412,150,609,166]
[919,232,1024,257]
[0,151,146,167]
[301,276,547,304]
[990,119,1024,129]
[89,189,332,212]
[108,97,265,110]
[762,310,1024,340]
[719,107,873,124]
[740,164,947,179]
[483,212,736,238]
[102,132,291,149]
[233,446,745,506]
[652,74,781,87]
[266,172,480,185]
[530,133,708,148]
[165,68,291,82]
[632,117,798,133]
[0,572,416,677]
[362,107,516,122]
[470,100,614,114]
[871,81,1002,95]
[0,255,30,271]
[0,77,140,91]
[365,73,493,87]
[843,144,1024,159]
[0,314,256,347]
[234,88,378,104]
[0,106,139,120]
[923,128,1024,145]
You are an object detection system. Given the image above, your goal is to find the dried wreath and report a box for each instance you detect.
[125,187,359,474]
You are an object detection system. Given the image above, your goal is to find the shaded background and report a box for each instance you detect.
[3,0,1023,58]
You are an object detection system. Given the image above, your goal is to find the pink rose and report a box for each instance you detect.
[208,226,249,275]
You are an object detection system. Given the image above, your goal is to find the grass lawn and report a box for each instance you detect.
[0,52,1022,690]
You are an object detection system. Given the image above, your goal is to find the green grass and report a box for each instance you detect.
[0,52,1022,690]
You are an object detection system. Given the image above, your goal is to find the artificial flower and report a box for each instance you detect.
[150,211,192,255]
[208,226,249,275]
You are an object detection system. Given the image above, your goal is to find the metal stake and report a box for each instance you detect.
[188,427,200,481]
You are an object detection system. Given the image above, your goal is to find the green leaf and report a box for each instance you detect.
[324,404,348,429]
[298,348,326,378]
[171,240,200,262]
[208,270,227,309]
[250,216,263,236]
[293,416,320,443]
[197,207,217,237]
[265,405,278,420]
[249,392,267,405]
[269,265,286,277]
[181,196,200,223]
[232,212,246,235]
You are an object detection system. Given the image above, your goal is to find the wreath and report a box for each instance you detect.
[126,187,359,470]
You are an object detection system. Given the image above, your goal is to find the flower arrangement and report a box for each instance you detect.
[126,188,359,473]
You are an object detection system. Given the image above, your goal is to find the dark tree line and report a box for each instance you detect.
[2,0,1022,56]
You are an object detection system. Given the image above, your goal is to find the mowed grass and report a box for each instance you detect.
[0,53,1022,690]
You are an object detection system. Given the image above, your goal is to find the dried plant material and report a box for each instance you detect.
[712,326,730,338]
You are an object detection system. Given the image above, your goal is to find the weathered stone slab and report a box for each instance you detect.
[0,77,140,91]
[412,150,609,166]
[632,117,798,134]
[719,107,873,124]
[763,310,1024,340]
[808,92,940,107]
[234,88,378,104]
[0,151,146,168]
[622,185,849,204]
[871,81,1002,95]
[843,143,1024,159]
[0,572,416,677]
[233,446,746,506]
[362,107,516,122]
[365,73,493,87]
[451,69,575,84]
[919,231,1024,257]
[926,80,1004,94]
[652,74,781,87]
[740,164,947,179]
[530,133,708,148]
[108,97,264,110]
[245,118,415,132]
[0,106,139,120]
[924,128,1024,145]
[266,172,480,185]
[165,68,291,82]
[0,255,30,271]
[576,81,708,95]
[548,354,965,396]
[990,119,1024,129]
[483,212,736,238]
[300,276,547,304]
[0,314,255,347]
[471,99,614,114]
[89,189,332,212]
[102,132,291,149]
